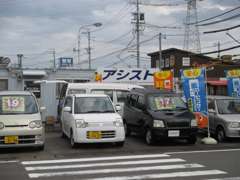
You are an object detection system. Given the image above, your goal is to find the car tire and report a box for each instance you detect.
[70,131,77,148]
[124,122,131,137]
[61,131,67,138]
[216,127,226,142]
[145,129,155,145]
[115,141,125,147]
[187,136,197,144]
[37,145,45,151]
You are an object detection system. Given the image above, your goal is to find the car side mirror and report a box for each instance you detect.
[208,109,216,113]
[115,105,121,112]
[40,106,46,112]
[63,106,72,112]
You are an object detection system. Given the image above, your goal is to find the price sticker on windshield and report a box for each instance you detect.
[154,97,175,110]
[2,96,25,112]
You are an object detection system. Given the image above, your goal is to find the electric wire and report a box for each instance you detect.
[198,13,240,26]
[188,6,240,25]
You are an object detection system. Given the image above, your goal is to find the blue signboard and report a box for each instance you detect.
[181,68,208,116]
[226,69,240,97]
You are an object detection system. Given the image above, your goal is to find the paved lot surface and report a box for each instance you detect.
[0,125,240,180]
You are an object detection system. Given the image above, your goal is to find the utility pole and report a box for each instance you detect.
[17,54,23,69]
[159,33,162,70]
[217,41,220,60]
[136,0,140,68]
[87,30,92,69]
[53,49,56,71]
[77,32,81,64]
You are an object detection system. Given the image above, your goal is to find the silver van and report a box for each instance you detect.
[208,96,240,142]
[0,91,45,150]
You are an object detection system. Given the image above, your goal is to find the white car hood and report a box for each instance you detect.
[73,113,122,123]
[0,114,41,125]
[218,114,240,122]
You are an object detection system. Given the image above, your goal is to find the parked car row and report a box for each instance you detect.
[0,83,240,150]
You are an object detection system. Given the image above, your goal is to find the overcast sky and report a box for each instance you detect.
[0,0,239,69]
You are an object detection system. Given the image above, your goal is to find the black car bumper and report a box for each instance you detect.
[152,127,198,139]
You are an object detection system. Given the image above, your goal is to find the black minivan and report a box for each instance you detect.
[123,88,198,145]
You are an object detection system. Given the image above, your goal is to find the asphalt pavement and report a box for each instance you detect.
[0,125,240,180]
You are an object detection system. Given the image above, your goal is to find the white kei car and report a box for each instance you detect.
[61,94,125,148]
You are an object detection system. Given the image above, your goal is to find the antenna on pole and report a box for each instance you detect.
[183,0,201,53]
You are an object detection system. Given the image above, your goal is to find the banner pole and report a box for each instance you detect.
[204,67,210,138]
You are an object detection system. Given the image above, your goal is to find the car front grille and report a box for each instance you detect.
[86,131,116,139]
[166,121,190,128]
[0,135,36,144]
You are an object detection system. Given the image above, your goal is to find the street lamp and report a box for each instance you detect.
[75,22,102,69]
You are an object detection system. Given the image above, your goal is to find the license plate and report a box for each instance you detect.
[168,130,180,137]
[4,136,19,144]
[88,131,101,139]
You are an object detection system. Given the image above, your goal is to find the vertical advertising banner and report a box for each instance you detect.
[181,68,208,128]
[153,70,174,90]
[226,69,240,97]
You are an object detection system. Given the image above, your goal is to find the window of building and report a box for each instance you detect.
[0,79,8,91]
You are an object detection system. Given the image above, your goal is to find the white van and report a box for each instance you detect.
[0,91,45,150]
[58,82,144,118]
[61,94,125,148]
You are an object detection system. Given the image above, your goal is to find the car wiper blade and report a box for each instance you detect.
[175,107,188,110]
[85,111,102,113]
[102,110,115,113]
[154,109,174,112]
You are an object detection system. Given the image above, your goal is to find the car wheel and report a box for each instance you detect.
[145,129,155,145]
[115,141,125,147]
[61,131,67,138]
[37,145,45,151]
[124,122,131,137]
[70,131,77,148]
[187,136,197,144]
[216,127,226,142]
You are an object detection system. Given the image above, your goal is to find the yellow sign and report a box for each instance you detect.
[154,70,173,90]
[95,72,102,82]
[183,68,202,78]
[227,69,240,78]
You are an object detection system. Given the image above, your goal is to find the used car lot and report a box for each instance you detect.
[61,94,125,148]
[123,88,198,145]
[0,127,240,160]
[208,96,240,142]
[0,91,45,150]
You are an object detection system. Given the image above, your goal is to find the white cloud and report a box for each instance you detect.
[0,0,239,67]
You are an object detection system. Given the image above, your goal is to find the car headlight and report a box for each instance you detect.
[191,119,198,127]
[153,120,165,128]
[75,119,88,128]
[0,122,4,129]
[29,120,42,129]
[229,122,240,128]
[113,119,123,127]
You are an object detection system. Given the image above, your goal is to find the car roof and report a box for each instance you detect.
[208,95,237,100]
[0,91,32,96]
[69,94,109,98]
[67,82,144,91]
[131,87,177,95]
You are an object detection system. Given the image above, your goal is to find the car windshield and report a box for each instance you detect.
[74,97,115,114]
[216,99,240,114]
[148,95,187,111]
[0,95,38,115]
[68,89,86,95]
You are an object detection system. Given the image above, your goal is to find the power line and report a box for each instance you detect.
[203,24,240,34]
[198,13,240,26]
[79,33,159,65]
[201,45,240,55]
[188,6,240,25]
